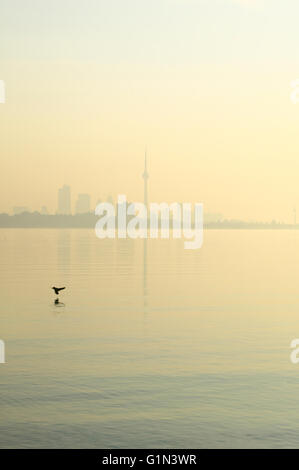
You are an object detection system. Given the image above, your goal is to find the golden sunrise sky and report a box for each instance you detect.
[1,0,299,221]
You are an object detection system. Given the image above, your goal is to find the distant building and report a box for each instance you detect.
[106,195,114,206]
[204,213,223,224]
[57,185,71,215]
[75,194,91,214]
[96,198,102,209]
[13,206,29,215]
[40,206,48,215]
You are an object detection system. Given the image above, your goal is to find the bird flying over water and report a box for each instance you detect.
[52,286,66,295]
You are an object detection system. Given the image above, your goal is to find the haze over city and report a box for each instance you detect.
[0,0,299,222]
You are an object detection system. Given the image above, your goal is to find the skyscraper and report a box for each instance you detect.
[75,193,91,214]
[142,149,149,208]
[13,206,29,215]
[57,185,71,215]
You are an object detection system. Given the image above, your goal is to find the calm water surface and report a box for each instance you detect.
[1,229,299,448]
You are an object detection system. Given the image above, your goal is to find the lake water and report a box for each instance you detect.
[1,228,299,448]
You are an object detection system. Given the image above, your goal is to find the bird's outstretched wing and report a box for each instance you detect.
[52,287,66,295]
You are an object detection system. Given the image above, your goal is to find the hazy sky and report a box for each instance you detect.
[1,0,299,220]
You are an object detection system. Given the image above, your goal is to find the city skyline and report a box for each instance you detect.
[3,155,224,223]
[5,154,298,225]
